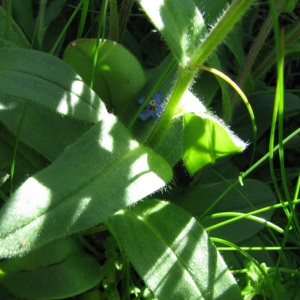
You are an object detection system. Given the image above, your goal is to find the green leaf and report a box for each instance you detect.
[1,252,101,299]
[0,115,172,257]
[0,6,30,48]
[0,237,83,273]
[183,113,246,175]
[0,48,107,123]
[137,0,206,66]
[35,0,67,49]
[0,237,99,299]
[0,102,92,162]
[109,200,242,299]
[279,0,298,13]
[232,91,300,142]
[0,126,48,195]
[0,47,109,161]
[63,39,146,115]
[194,0,228,25]
[153,117,183,167]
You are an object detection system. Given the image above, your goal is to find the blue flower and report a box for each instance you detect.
[138,92,164,121]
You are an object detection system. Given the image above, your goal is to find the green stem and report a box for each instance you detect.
[146,0,255,148]
[189,0,255,67]
[50,0,83,54]
[206,212,284,234]
[253,17,300,81]
[198,127,300,220]
[10,101,29,196]
[211,237,278,300]
[145,68,193,148]
[90,0,109,91]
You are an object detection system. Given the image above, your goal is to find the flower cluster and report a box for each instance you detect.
[138,92,164,121]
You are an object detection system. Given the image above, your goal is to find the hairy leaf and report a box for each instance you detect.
[137,0,206,66]
[183,113,246,175]
[0,48,108,161]
[110,200,242,299]
[0,115,172,257]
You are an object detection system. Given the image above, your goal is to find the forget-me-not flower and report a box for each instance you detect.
[138,92,164,121]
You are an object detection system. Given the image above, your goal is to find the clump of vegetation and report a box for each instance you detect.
[0,0,299,299]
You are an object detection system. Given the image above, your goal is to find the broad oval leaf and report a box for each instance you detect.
[63,39,146,115]
[183,113,246,175]
[109,200,242,299]
[0,114,172,258]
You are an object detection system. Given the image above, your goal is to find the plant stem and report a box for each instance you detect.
[189,0,255,68]
[146,0,255,148]
[145,68,193,148]
[50,0,83,54]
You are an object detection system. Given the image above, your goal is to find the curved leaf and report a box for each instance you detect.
[63,39,146,114]
[0,102,94,162]
[0,237,82,273]
[110,200,242,299]
[1,252,101,299]
[0,114,172,258]
[137,0,206,66]
[0,48,107,123]
[0,47,109,161]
